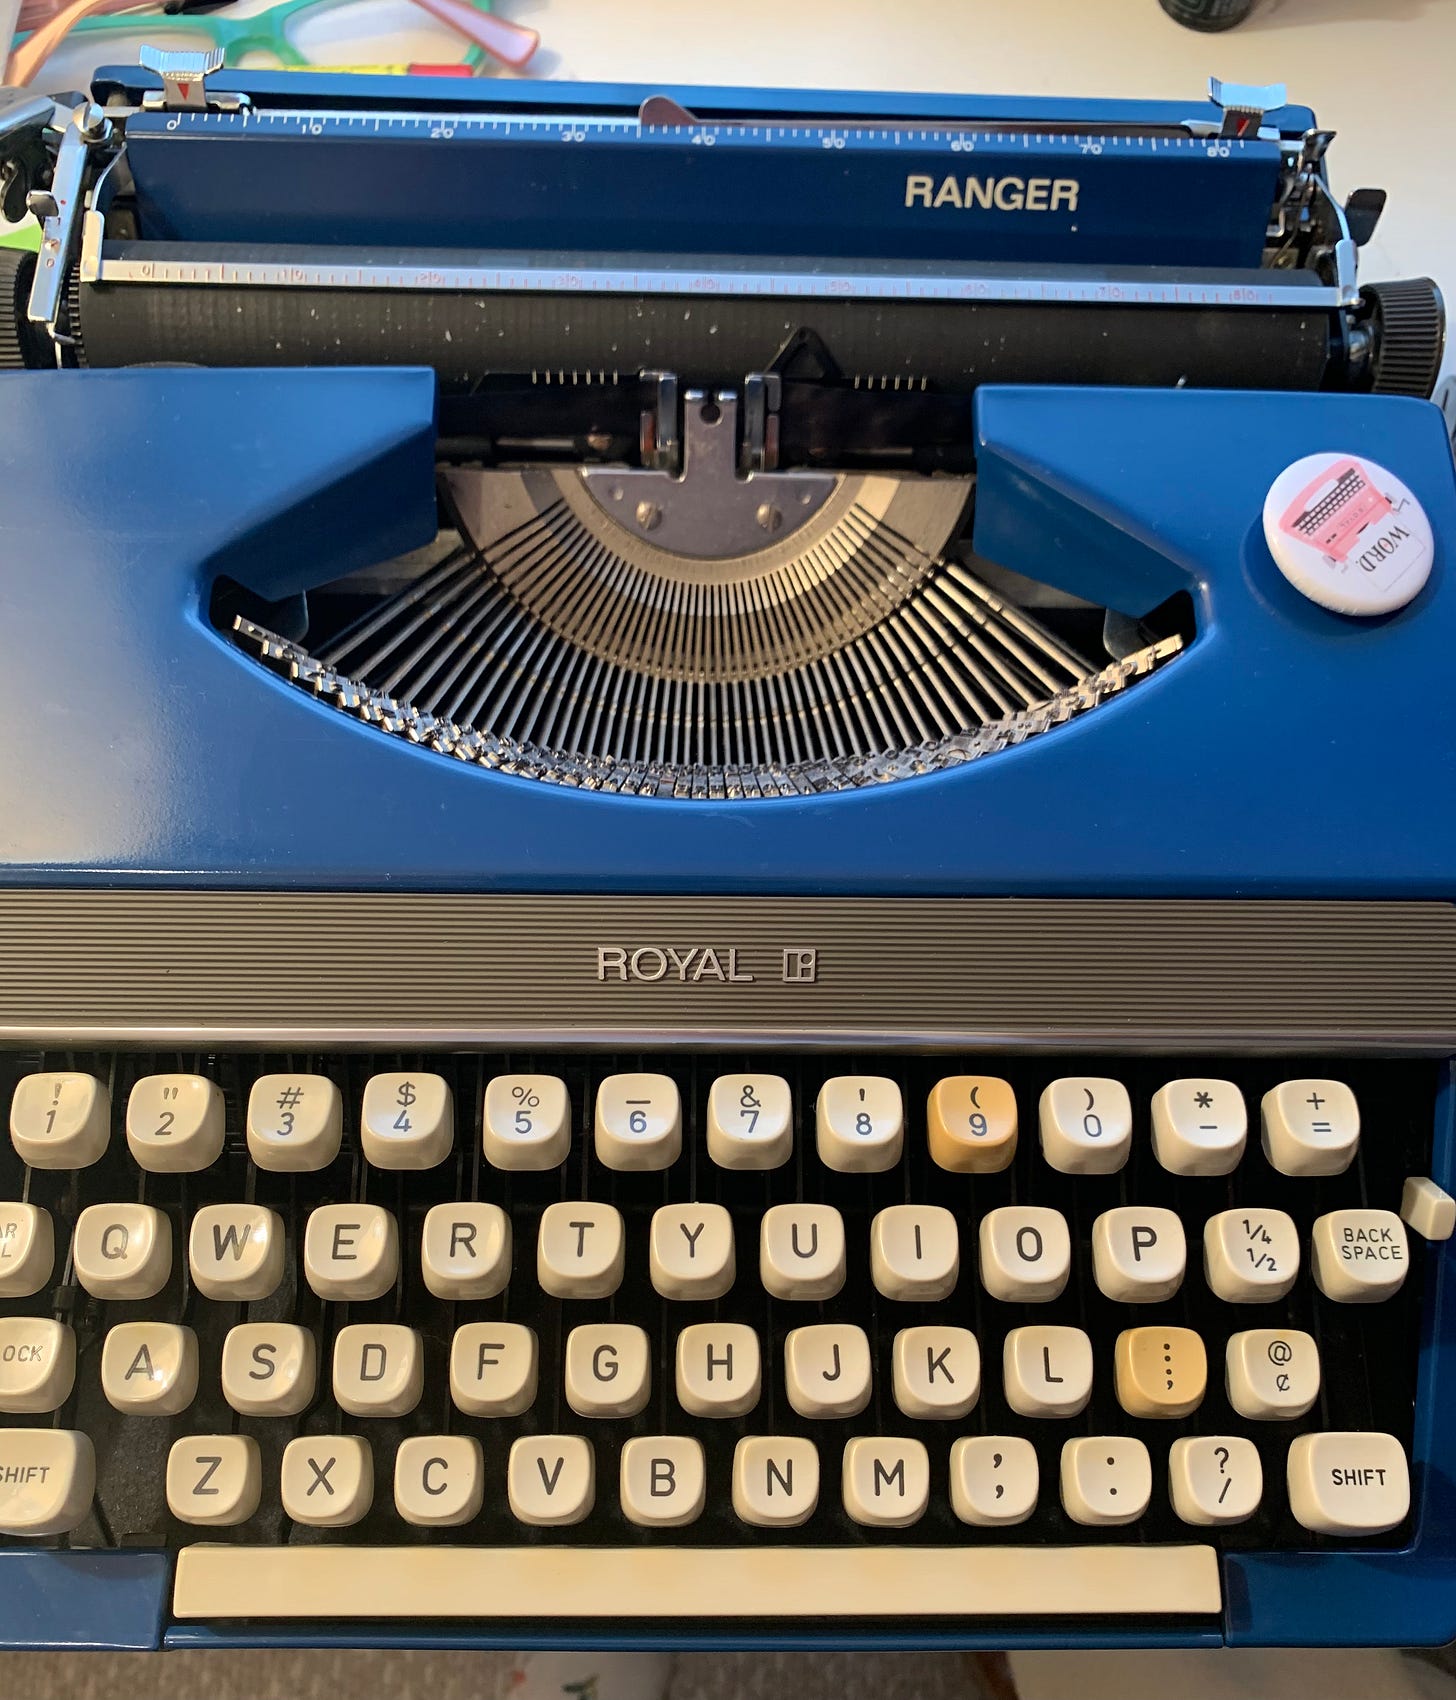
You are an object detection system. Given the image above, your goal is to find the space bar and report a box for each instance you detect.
[174,1544,1221,1619]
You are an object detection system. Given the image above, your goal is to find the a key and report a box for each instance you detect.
[281,1435,373,1529]
[816,1076,903,1173]
[842,1437,930,1528]
[1114,1326,1207,1419]
[621,1436,706,1529]
[707,1073,793,1170]
[1091,1207,1185,1304]
[538,1201,624,1299]
[927,1075,1018,1174]
[565,1324,651,1418]
[1061,1437,1152,1526]
[483,1073,570,1170]
[949,1435,1038,1527]
[332,1324,423,1418]
[188,1205,286,1302]
[1287,1431,1409,1535]
[246,1073,343,1172]
[449,1323,538,1417]
[676,1323,761,1418]
[167,1434,262,1527]
[870,1205,959,1302]
[0,1204,54,1298]
[508,1435,594,1527]
[783,1324,872,1419]
[760,1203,845,1300]
[650,1204,735,1300]
[1260,1079,1359,1176]
[304,1204,400,1302]
[595,1073,681,1171]
[220,1323,316,1417]
[73,1203,172,1301]
[0,1429,95,1535]
[1169,1435,1262,1526]
[0,1318,75,1413]
[1150,1078,1247,1176]
[1038,1077,1131,1175]
[1203,1208,1300,1302]
[1311,1209,1409,1302]
[10,1072,109,1168]
[360,1072,453,1170]
[420,1201,511,1301]
[891,1326,980,1420]
[1226,1328,1320,1419]
[126,1074,225,1172]
[1003,1326,1093,1418]
[395,1435,484,1528]
[732,1436,819,1529]
[101,1321,197,1416]
[978,1206,1070,1302]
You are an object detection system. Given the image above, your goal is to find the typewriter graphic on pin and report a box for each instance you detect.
[1279,458,1396,564]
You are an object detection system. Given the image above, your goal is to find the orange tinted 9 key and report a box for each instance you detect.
[927,1076,1018,1173]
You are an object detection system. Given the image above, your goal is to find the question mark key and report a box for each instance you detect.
[1169,1436,1262,1526]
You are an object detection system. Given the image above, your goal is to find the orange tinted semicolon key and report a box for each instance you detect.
[927,1076,1018,1173]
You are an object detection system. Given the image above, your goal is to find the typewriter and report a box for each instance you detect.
[0,60,1453,1653]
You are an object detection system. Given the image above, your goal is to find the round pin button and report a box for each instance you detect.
[1262,452,1433,616]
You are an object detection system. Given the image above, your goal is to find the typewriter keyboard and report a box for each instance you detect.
[0,1052,1433,1627]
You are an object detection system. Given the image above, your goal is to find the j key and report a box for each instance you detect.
[1311,1209,1409,1303]
[126,1074,225,1173]
[1203,1208,1300,1303]
[0,1429,95,1535]
[0,1204,53,1298]
[10,1072,109,1169]
[784,1324,872,1419]
[360,1072,453,1170]
[707,1073,793,1170]
[246,1073,343,1172]
[1261,1079,1359,1177]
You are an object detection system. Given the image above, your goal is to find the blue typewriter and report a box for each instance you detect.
[0,58,1453,1653]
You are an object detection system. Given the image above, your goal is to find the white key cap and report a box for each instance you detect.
[538,1201,624,1299]
[281,1435,373,1529]
[483,1073,570,1170]
[73,1203,172,1301]
[1226,1328,1319,1419]
[842,1437,929,1528]
[784,1324,872,1418]
[0,1429,95,1535]
[304,1204,399,1302]
[1312,1209,1409,1303]
[508,1435,594,1527]
[420,1202,511,1301]
[1261,1079,1359,1176]
[950,1435,1038,1527]
[395,1435,483,1528]
[1401,1176,1456,1241]
[707,1073,793,1170]
[1003,1326,1093,1418]
[1203,1208,1300,1303]
[0,1203,53,1298]
[450,1323,538,1417]
[1150,1078,1247,1176]
[360,1072,453,1170]
[676,1323,761,1418]
[126,1074,225,1173]
[0,1317,75,1413]
[891,1326,979,1420]
[1091,1207,1185,1303]
[1061,1437,1151,1526]
[1038,1077,1132,1175]
[732,1436,819,1529]
[10,1072,109,1168]
[760,1203,845,1300]
[188,1205,286,1302]
[102,1322,197,1416]
[621,1436,706,1529]
[870,1205,959,1302]
[816,1076,903,1173]
[595,1073,681,1171]
[1169,1435,1262,1527]
[167,1434,261,1527]
[246,1073,343,1172]
[565,1323,651,1418]
[332,1324,423,1417]
[650,1204,734,1300]
[221,1323,315,1417]
[1287,1431,1409,1535]
[978,1206,1070,1302]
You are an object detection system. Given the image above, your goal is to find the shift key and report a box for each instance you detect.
[0,1429,96,1535]
[1287,1431,1409,1535]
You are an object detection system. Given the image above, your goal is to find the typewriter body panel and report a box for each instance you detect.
[0,65,1454,1654]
